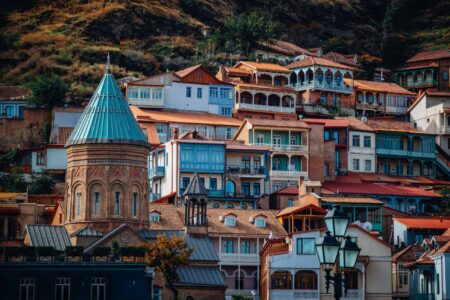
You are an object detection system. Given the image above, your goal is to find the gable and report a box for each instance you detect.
[84,225,145,254]
[179,66,225,85]
[51,203,65,225]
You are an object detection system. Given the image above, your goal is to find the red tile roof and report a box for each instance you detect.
[322,181,442,197]
[243,118,310,129]
[174,64,202,78]
[0,86,31,100]
[287,56,355,70]
[237,83,296,93]
[397,62,439,71]
[345,79,415,95]
[276,203,327,217]
[393,216,450,229]
[336,117,374,131]
[302,118,349,128]
[366,118,430,134]
[235,61,291,74]
[393,243,424,262]
[406,49,450,63]
[274,186,299,195]
[322,51,360,68]
[224,67,252,76]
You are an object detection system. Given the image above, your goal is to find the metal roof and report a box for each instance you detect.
[139,230,219,262]
[66,60,150,148]
[177,266,225,287]
[74,226,104,237]
[26,225,71,251]
[183,172,207,196]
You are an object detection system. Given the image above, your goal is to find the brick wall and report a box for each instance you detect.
[308,123,325,182]
[0,108,50,151]
[324,140,336,181]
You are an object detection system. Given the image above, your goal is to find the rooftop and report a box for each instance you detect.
[237,83,296,93]
[345,78,415,95]
[243,118,310,129]
[25,224,71,251]
[394,216,450,229]
[257,39,311,57]
[0,86,31,101]
[406,49,450,63]
[366,118,430,134]
[322,51,360,68]
[302,118,349,128]
[392,243,423,262]
[235,61,291,74]
[321,196,383,205]
[287,56,354,71]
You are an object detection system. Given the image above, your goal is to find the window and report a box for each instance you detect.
[271,271,292,289]
[254,157,261,168]
[210,87,218,98]
[226,203,235,209]
[91,277,106,300]
[197,88,202,98]
[295,271,317,290]
[242,156,251,170]
[253,183,261,196]
[324,164,330,177]
[352,135,360,147]
[297,238,315,255]
[36,150,46,166]
[152,88,163,100]
[241,183,250,196]
[153,287,162,300]
[443,71,449,80]
[212,203,220,208]
[18,106,25,119]
[255,217,266,228]
[132,192,138,217]
[290,135,296,145]
[398,265,408,288]
[182,177,190,189]
[76,193,81,216]
[287,199,293,207]
[364,136,371,147]
[94,192,100,216]
[140,89,150,99]
[223,239,233,253]
[235,272,244,290]
[149,212,160,222]
[221,107,231,116]
[240,203,248,209]
[437,273,440,294]
[241,240,251,254]
[220,88,229,98]
[114,192,120,215]
[256,134,264,144]
[273,135,281,146]
[186,87,192,98]
[225,216,236,227]
[353,159,360,171]
[210,178,217,191]
[55,278,70,300]
[128,89,139,99]
[200,177,205,187]
[365,160,371,172]
[20,278,35,300]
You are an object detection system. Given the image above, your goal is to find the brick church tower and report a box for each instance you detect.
[64,56,150,235]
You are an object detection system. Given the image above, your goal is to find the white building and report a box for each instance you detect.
[346,118,376,173]
[124,65,235,116]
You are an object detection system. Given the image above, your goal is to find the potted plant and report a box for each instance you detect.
[64,246,83,262]
[93,247,111,262]
[120,246,146,262]
[36,247,55,262]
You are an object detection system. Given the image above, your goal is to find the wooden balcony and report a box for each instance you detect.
[219,253,259,265]
[254,143,308,153]
[270,170,308,179]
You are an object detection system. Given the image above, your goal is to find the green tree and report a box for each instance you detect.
[359,53,382,80]
[0,168,26,192]
[225,11,277,56]
[27,74,68,108]
[144,235,193,300]
[28,173,55,194]
[437,187,450,215]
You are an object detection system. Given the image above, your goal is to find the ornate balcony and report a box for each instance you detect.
[270,170,308,178]
[289,81,353,94]
[235,102,295,114]
[226,165,266,177]
[149,166,165,179]
[254,143,308,153]
[219,253,259,265]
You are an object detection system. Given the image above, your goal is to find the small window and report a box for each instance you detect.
[222,239,233,253]
[437,273,440,294]
[241,240,251,254]
[114,192,120,215]
[149,212,160,222]
[76,193,81,216]
[365,160,371,172]
[182,177,190,189]
[197,88,202,99]
[363,136,371,148]
[91,277,106,300]
[198,69,203,77]
[94,192,100,216]
[427,118,430,123]
[55,277,70,300]
[352,135,360,147]
[210,178,217,191]
[20,278,35,300]
[132,192,138,217]
[297,238,315,255]
[210,87,218,97]
[353,159,360,171]
[221,107,231,116]
[240,203,248,209]
[255,217,266,228]
[443,71,449,80]
[36,150,46,166]
[186,87,192,98]
[287,199,293,207]
[212,203,220,208]
[225,216,236,227]
[256,134,264,144]
[226,203,235,209]
[324,164,330,176]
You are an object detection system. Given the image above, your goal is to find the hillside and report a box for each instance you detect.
[0,0,449,100]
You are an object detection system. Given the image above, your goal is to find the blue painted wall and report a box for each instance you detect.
[179,143,225,173]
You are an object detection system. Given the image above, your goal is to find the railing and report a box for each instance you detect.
[409,294,435,300]
[376,148,435,159]
[254,143,308,152]
[149,166,165,178]
[289,81,353,94]
[356,102,384,111]
[272,290,319,300]
[342,289,363,299]
[226,165,266,176]
[236,103,296,113]
[179,188,225,197]
[399,79,436,88]
[220,253,259,264]
[127,98,164,108]
[149,193,161,201]
[385,106,408,114]
[270,170,308,178]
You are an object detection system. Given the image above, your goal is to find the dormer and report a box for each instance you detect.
[253,214,267,228]
[223,213,237,227]
[149,210,161,223]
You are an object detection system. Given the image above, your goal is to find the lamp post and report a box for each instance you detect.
[315,208,361,300]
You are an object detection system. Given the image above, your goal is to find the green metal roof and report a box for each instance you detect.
[66,60,149,148]
[25,224,71,251]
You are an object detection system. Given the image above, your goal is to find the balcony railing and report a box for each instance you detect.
[385,106,408,114]
[272,290,319,299]
[399,79,436,88]
[220,253,259,264]
[179,188,225,197]
[342,289,363,299]
[289,81,353,94]
[376,148,435,159]
[236,103,295,114]
[254,143,308,152]
[149,166,165,179]
[127,98,164,108]
[149,193,161,201]
[270,170,308,178]
[226,165,266,176]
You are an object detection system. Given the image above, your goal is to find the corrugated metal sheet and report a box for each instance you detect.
[75,226,104,237]
[26,225,71,251]
[66,67,150,148]
[139,230,219,262]
[177,266,225,287]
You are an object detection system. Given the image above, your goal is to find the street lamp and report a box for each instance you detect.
[315,208,361,300]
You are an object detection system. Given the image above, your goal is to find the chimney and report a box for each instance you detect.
[298,176,306,196]
[173,127,179,140]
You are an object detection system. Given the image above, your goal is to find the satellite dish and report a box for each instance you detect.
[363,222,373,231]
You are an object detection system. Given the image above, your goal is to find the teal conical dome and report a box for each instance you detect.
[66,61,149,148]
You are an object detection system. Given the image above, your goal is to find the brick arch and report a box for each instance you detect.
[110,180,127,217]
[130,182,144,219]
[70,181,86,221]
[87,180,106,219]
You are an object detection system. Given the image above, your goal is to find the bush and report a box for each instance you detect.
[119,246,146,257]
[27,74,68,108]
[64,246,84,256]
[93,247,111,257]
[28,173,56,194]
[36,246,56,256]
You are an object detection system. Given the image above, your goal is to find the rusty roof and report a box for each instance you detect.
[345,78,415,95]
[366,118,430,134]
[321,196,382,205]
[393,243,424,262]
[406,49,450,63]
[235,61,291,74]
[56,127,74,145]
[257,39,311,56]
[224,67,252,76]
[243,118,310,129]
[0,86,31,100]
[287,56,355,70]
[302,118,349,128]
[394,216,450,229]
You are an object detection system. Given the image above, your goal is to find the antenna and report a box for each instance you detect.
[106,52,111,73]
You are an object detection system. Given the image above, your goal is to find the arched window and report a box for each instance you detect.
[316,73,323,84]
[212,202,220,208]
[149,212,161,222]
[226,202,235,209]
[326,74,333,85]
[225,215,236,226]
[295,271,317,290]
[272,158,282,170]
[335,74,342,86]
[240,203,248,209]
[271,271,292,289]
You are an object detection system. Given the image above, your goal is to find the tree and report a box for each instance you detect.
[28,173,55,194]
[27,74,68,108]
[0,168,26,192]
[144,235,193,300]
[358,53,382,80]
[437,187,450,215]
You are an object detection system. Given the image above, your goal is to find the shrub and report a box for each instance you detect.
[27,74,68,108]
[119,246,146,257]
[93,247,111,257]
[36,246,56,256]
[64,246,84,256]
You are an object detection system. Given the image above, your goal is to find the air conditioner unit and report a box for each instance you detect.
[248,217,255,224]
[219,215,224,222]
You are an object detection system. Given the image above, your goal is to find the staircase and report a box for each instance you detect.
[436,145,450,178]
